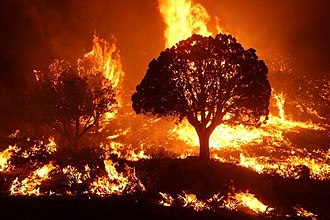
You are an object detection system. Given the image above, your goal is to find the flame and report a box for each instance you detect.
[79,34,125,119]
[45,136,57,154]
[159,191,271,215]
[90,159,145,196]
[80,34,124,90]
[295,206,318,219]
[0,145,19,172]
[178,192,208,211]
[62,165,91,185]
[273,92,285,121]
[173,92,328,180]
[239,151,330,180]
[158,0,328,181]
[226,192,268,214]
[106,141,151,161]
[159,192,175,206]
[158,0,223,48]
[10,162,57,196]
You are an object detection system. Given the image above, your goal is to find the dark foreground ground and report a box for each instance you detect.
[0,196,250,220]
[0,196,309,220]
[0,158,329,220]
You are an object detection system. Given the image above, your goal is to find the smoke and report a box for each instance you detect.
[0,0,329,93]
[201,0,330,76]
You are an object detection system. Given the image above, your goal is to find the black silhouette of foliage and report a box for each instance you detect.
[132,34,271,160]
[35,60,117,149]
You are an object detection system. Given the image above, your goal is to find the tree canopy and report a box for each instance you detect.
[34,60,117,149]
[132,34,271,160]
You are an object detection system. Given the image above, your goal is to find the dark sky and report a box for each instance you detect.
[0,0,329,93]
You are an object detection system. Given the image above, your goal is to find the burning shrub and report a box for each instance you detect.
[33,60,117,150]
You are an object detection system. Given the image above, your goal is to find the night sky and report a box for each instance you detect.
[0,0,329,93]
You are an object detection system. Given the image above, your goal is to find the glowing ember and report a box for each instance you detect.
[295,206,318,219]
[90,160,145,196]
[0,145,19,172]
[178,192,208,211]
[159,192,175,207]
[45,136,57,154]
[10,162,57,196]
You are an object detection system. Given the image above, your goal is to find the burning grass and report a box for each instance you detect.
[0,2,328,218]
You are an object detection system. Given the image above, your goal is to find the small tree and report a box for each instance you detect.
[35,60,117,149]
[132,34,271,160]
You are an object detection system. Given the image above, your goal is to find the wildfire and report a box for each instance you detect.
[158,0,223,48]
[0,145,19,172]
[45,136,57,154]
[239,151,330,180]
[106,141,151,161]
[178,192,208,211]
[90,159,145,196]
[159,191,271,215]
[62,165,91,186]
[273,92,285,121]
[295,206,318,220]
[225,192,269,214]
[171,92,329,180]
[10,162,57,196]
[80,34,124,90]
[159,192,175,206]
[79,34,125,119]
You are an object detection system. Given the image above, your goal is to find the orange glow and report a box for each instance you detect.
[159,192,175,206]
[172,92,328,179]
[79,34,124,90]
[158,0,223,48]
[79,34,125,119]
[159,191,271,214]
[10,162,57,196]
[0,145,19,172]
[178,192,208,211]
[273,92,285,121]
[295,206,318,219]
[45,136,57,154]
[226,192,269,214]
[90,159,145,196]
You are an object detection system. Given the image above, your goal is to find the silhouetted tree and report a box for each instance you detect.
[35,60,117,149]
[132,34,271,160]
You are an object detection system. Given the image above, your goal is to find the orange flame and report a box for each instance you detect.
[79,34,124,90]
[295,206,318,219]
[79,34,125,119]
[172,92,328,179]
[10,162,57,196]
[0,145,19,172]
[159,191,271,215]
[226,192,269,214]
[158,0,223,48]
[90,159,145,196]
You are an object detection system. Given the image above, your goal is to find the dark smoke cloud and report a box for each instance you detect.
[203,0,330,76]
[0,0,329,94]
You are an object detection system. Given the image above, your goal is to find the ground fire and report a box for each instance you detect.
[0,0,328,219]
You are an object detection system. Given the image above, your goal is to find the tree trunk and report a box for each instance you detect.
[198,131,210,160]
